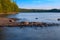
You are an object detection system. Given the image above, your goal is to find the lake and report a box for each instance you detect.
[1,13,60,40]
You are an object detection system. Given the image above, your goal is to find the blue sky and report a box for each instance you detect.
[15,0,60,9]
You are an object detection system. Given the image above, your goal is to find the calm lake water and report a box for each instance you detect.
[1,13,60,40]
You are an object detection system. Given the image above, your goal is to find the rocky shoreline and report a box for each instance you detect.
[0,17,60,27]
[7,22,60,27]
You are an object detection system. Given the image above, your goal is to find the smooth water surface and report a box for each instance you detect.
[8,13,60,23]
[1,13,60,40]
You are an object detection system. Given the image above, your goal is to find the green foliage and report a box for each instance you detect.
[0,0,19,13]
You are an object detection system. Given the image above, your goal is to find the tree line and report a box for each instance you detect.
[0,0,19,13]
[19,9,60,12]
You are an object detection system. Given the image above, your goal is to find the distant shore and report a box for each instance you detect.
[19,8,60,12]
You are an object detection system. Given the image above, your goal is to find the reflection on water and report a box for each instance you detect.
[0,27,5,40]
[1,26,60,40]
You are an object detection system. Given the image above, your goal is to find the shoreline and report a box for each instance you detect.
[0,17,59,27]
[0,22,60,27]
[0,18,59,27]
[0,12,18,17]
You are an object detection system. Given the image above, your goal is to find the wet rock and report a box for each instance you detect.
[35,18,38,19]
[9,18,20,21]
[57,18,60,21]
[20,21,29,25]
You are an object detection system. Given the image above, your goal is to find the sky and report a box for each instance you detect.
[15,0,60,9]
